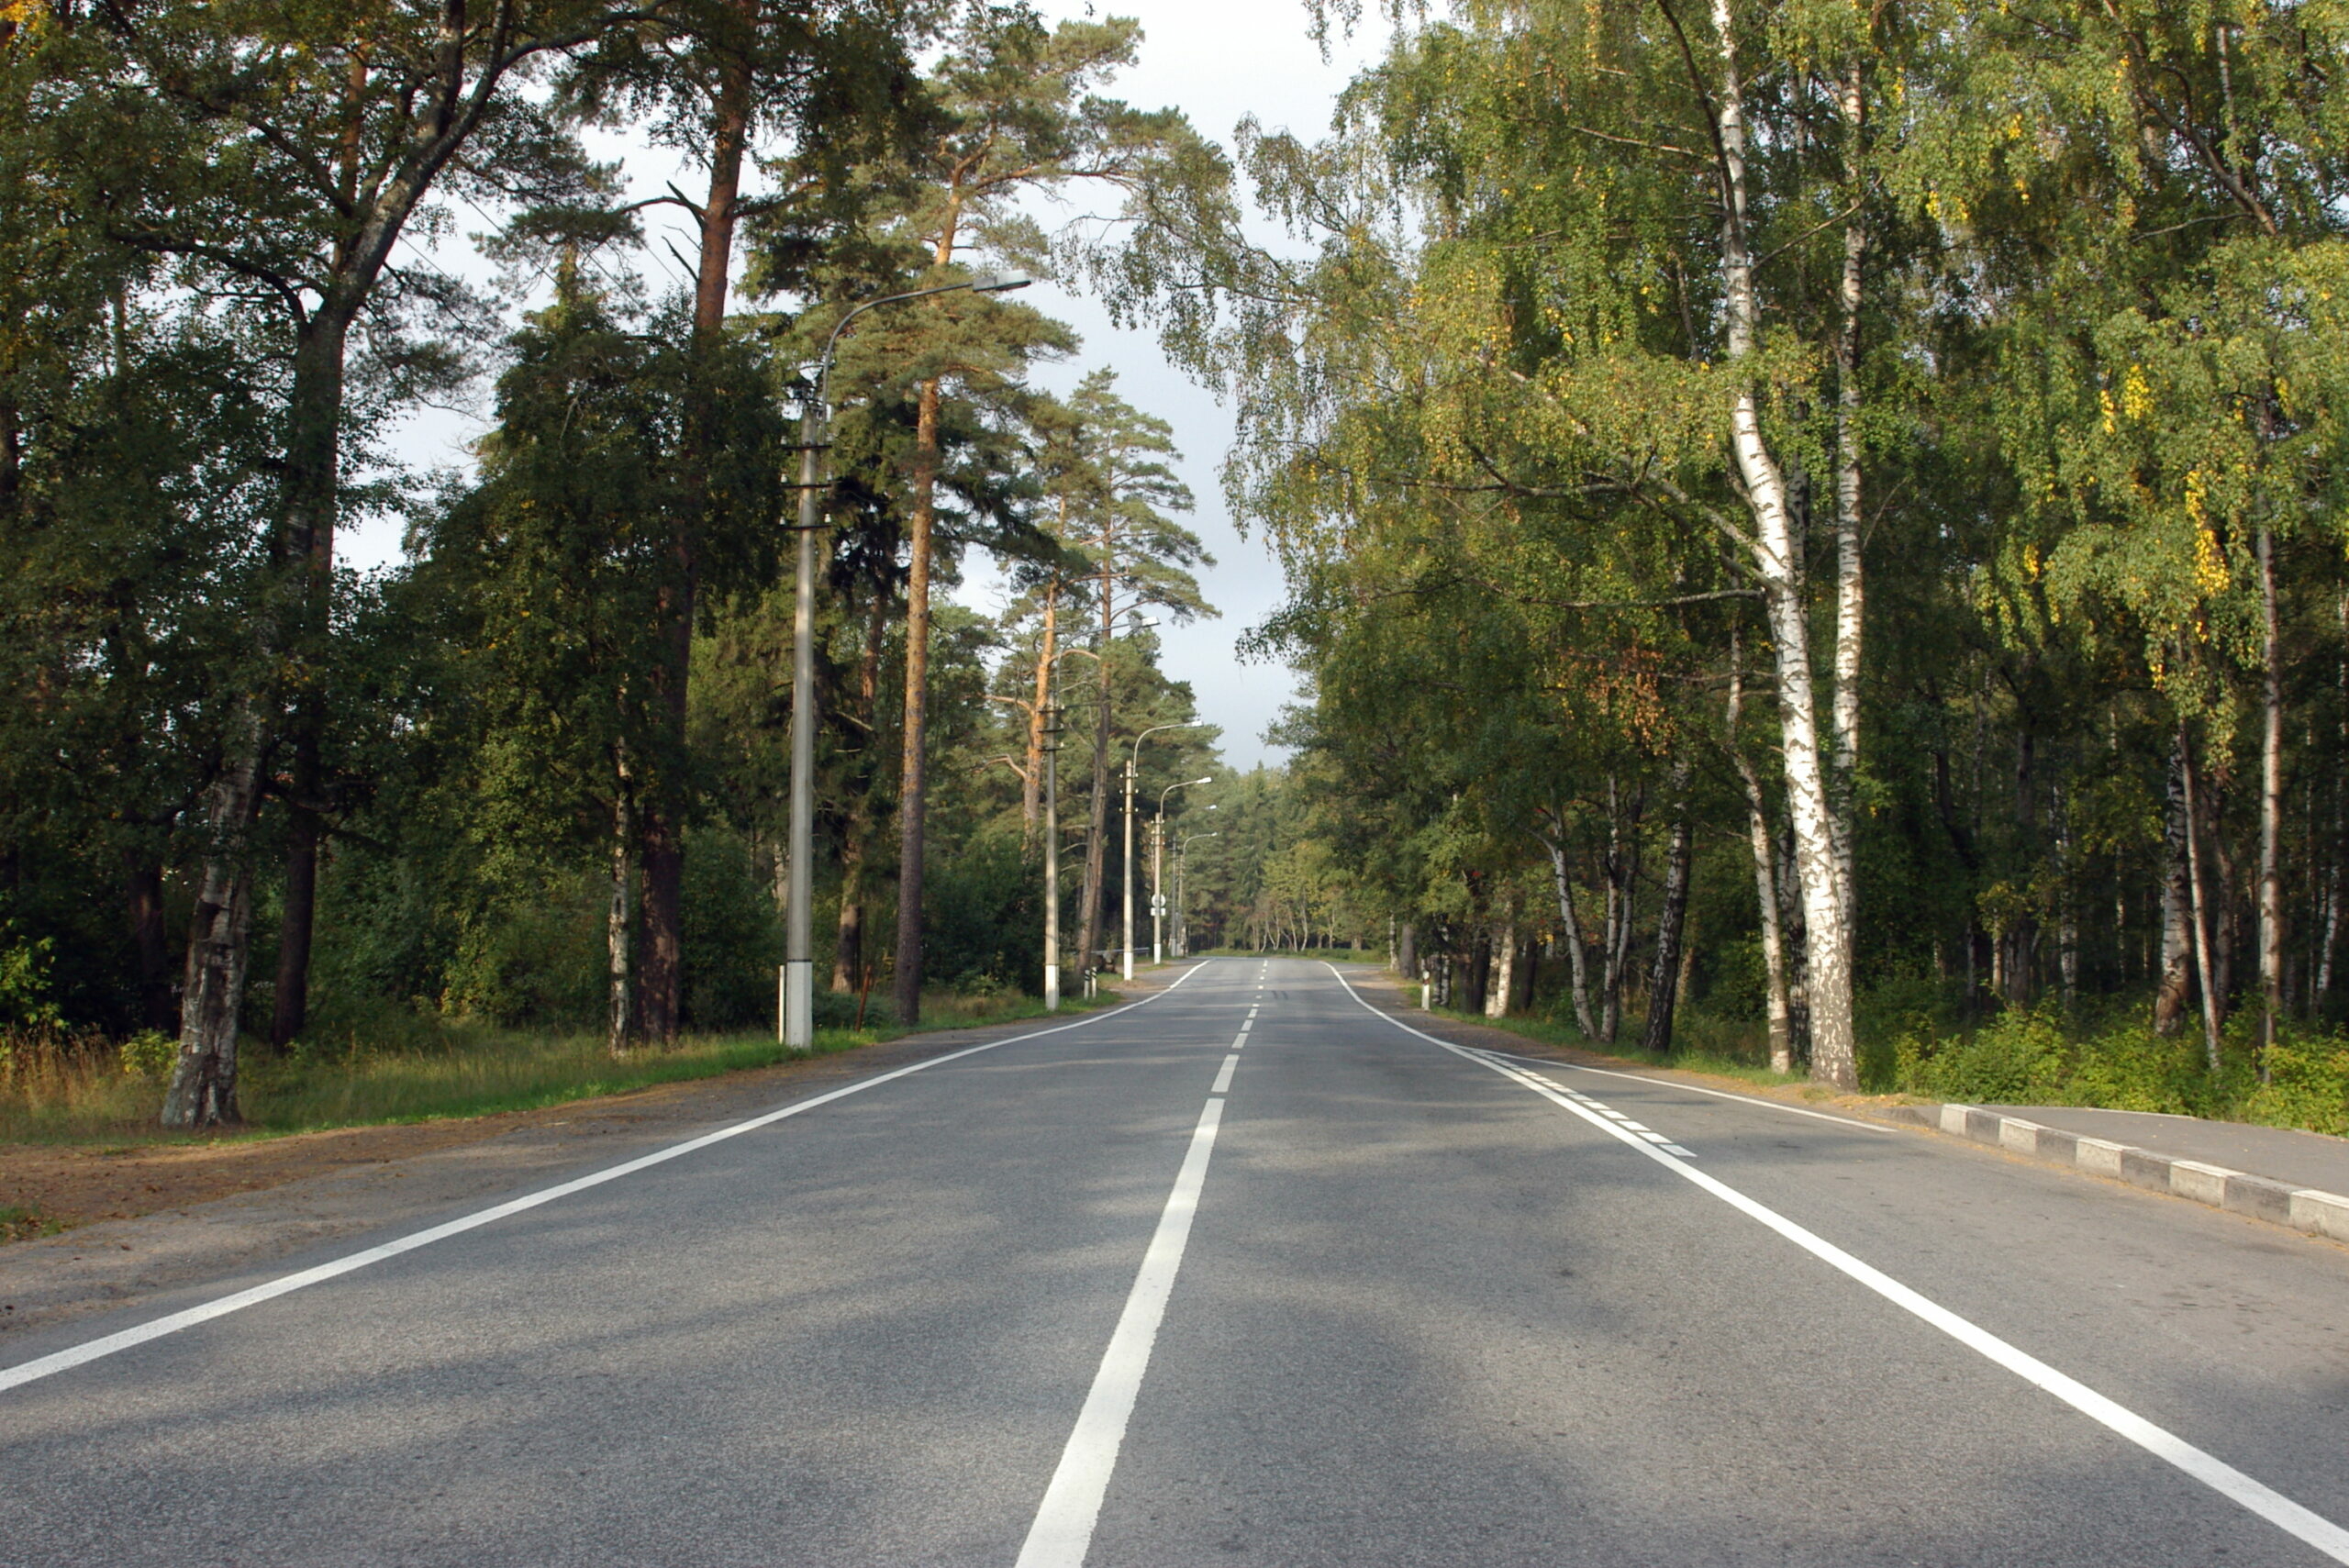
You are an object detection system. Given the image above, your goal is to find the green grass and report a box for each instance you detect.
[0,986,1118,1148]
[1408,974,2349,1135]
[0,1203,68,1242]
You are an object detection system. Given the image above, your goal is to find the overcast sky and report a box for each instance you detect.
[357,1,1392,771]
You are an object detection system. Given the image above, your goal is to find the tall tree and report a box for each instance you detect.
[562,0,920,1040]
[50,0,643,1122]
[859,6,1211,1021]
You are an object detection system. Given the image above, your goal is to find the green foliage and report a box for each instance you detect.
[117,1030,177,1079]
[1890,1006,2349,1136]
[0,926,61,1030]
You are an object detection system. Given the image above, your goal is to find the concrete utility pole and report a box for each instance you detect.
[1152,778,1210,963]
[783,272,1030,1049]
[1122,722,1204,980]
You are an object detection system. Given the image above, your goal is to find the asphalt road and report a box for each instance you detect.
[4,957,2347,1566]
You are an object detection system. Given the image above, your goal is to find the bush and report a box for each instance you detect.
[117,1029,177,1078]
[1886,999,2349,1134]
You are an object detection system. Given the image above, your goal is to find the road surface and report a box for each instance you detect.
[4,958,2346,1565]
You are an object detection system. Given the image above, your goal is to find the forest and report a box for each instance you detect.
[0,0,1289,1131]
[7,0,2349,1140]
[1120,0,2349,1131]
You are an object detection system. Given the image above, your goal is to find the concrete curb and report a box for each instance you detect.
[1877,1102,2349,1243]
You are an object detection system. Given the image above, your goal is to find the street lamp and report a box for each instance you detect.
[1035,639,1100,1013]
[782,270,1031,1048]
[1122,719,1206,980]
[1174,825,1219,958]
[1151,779,1211,963]
[1037,619,1133,1009]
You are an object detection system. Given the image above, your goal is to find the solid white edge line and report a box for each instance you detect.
[1015,1095,1226,1568]
[0,962,1215,1397]
[1323,962,2349,1565]
[1468,1046,1891,1131]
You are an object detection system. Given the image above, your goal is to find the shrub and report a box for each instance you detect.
[117,1029,177,1078]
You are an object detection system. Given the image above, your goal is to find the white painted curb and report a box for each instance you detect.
[1896,1103,2349,1243]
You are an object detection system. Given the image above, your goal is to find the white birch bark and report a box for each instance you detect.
[1728,629,1794,1073]
[2179,725,2226,1073]
[1545,832,1600,1038]
[162,717,261,1129]
[1486,914,1516,1018]
[1710,0,1859,1086]
[2256,526,2283,1066]
[1830,60,1867,940]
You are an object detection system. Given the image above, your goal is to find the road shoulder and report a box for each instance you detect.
[0,983,1178,1343]
[1348,969,2349,1246]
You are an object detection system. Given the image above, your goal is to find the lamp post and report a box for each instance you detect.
[1152,778,1210,963]
[1121,721,1206,980]
[1036,629,1115,1009]
[1175,827,1219,957]
[783,270,1031,1049]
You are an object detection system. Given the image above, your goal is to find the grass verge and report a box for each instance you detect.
[0,1203,68,1243]
[1405,996,1812,1091]
[0,987,1118,1149]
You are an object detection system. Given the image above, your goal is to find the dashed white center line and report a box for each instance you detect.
[1211,1054,1239,1094]
[1016,1095,1225,1568]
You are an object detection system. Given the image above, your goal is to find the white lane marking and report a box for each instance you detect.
[1211,1055,1240,1094]
[1017,1097,1225,1568]
[1472,1046,1891,1132]
[1230,1034,1249,1051]
[1,965,1216,1397]
[1327,965,2349,1565]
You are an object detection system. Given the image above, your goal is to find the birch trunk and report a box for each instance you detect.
[1729,630,1795,1073]
[1830,57,1867,950]
[2154,737,2195,1033]
[2256,526,2283,1071]
[2179,725,2226,1073]
[1545,834,1599,1038]
[1641,761,1696,1057]
[1486,914,1516,1019]
[607,785,635,1058]
[1710,0,1858,1087]
[163,714,262,1128]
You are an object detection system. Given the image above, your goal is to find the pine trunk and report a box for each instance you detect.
[1078,566,1114,973]
[833,592,888,993]
[895,375,943,1025]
